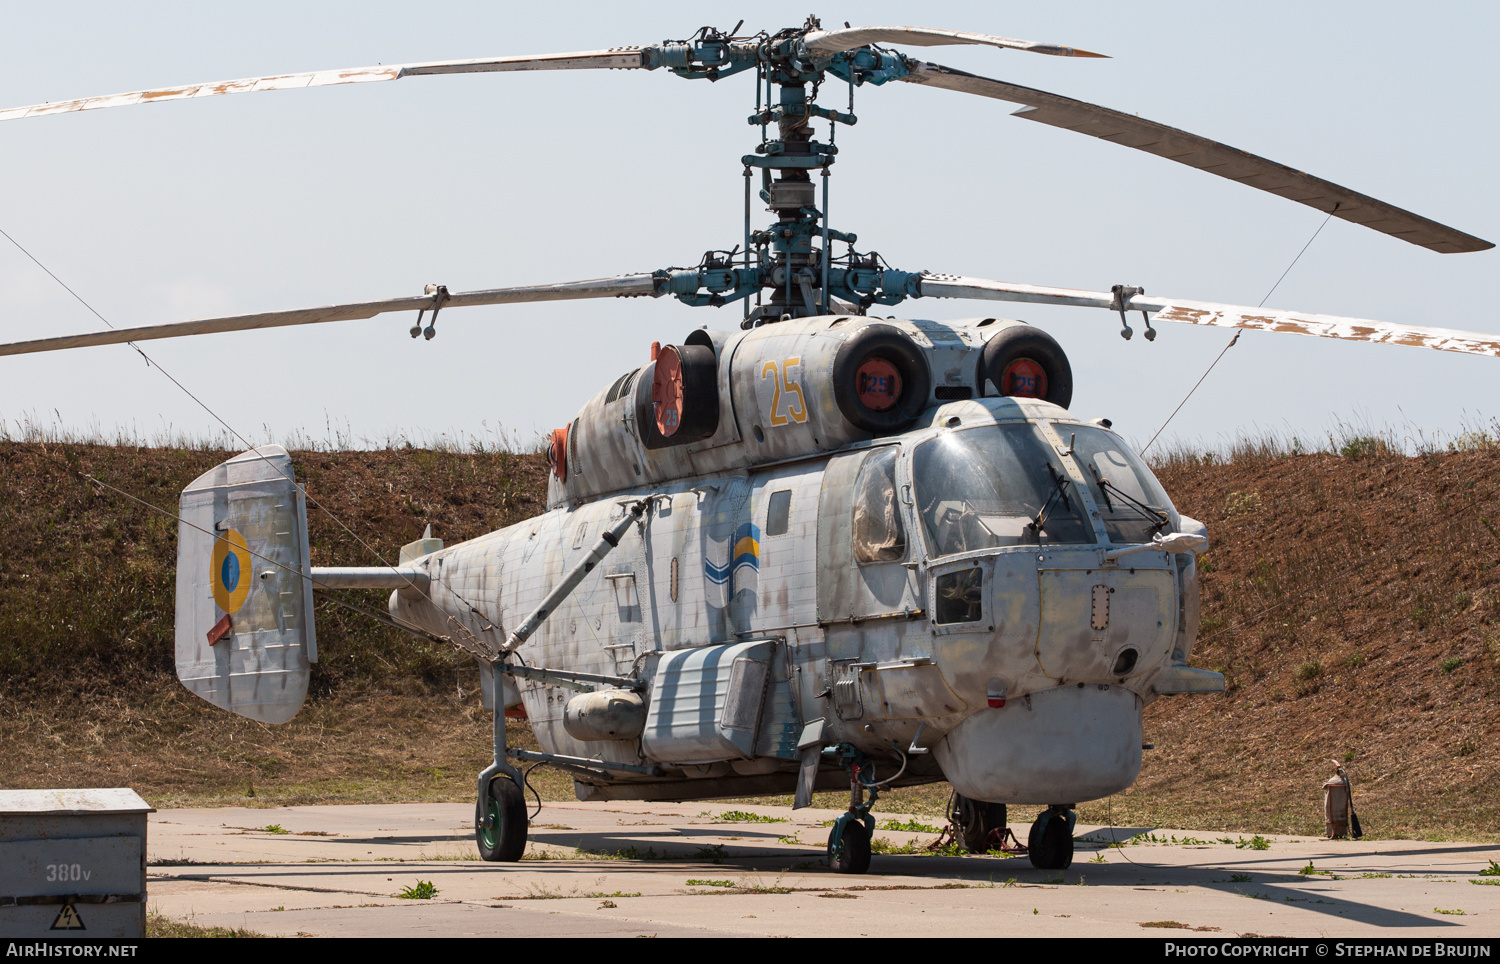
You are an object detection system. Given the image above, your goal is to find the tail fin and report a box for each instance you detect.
[175,445,316,724]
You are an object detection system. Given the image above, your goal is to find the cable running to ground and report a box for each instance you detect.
[1,224,493,651]
[1141,207,1338,455]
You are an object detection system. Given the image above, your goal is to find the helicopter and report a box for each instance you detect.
[1,15,1496,875]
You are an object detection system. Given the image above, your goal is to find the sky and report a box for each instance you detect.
[0,1,1495,456]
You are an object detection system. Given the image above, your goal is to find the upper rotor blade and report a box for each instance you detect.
[0,275,658,357]
[917,274,1500,359]
[801,26,1106,59]
[900,60,1493,255]
[0,49,647,123]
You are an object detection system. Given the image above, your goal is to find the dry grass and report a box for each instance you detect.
[2,437,1498,841]
[147,911,269,938]
[0,439,559,806]
[1136,439,1500,839]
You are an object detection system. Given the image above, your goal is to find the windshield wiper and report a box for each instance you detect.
[1086,462,1113,513]
[1027,463,1075,543]
[1090,467,1169,534]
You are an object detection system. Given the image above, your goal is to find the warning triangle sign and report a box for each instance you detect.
[50,903,86,931]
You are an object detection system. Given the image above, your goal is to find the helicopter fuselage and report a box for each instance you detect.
[386,313,1218,806]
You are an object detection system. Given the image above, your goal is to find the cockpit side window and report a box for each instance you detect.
[913,424,1092,557]
[1063,425,1175,545]
[851,447,906,564]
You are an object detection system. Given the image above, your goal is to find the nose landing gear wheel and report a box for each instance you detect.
[953,795,1008,853]
[828,819,872,875]
[1027,807,1075,870]
[477,776,528,862]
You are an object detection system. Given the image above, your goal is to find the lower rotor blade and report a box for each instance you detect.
[0,275,658,357]
[899,60,1492,255]
[917,274,1500,359]
[801,26,1105,59]
[0,50,648,123]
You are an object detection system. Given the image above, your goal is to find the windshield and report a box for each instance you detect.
[1062,424,1175,545]
[913,424,1092,556]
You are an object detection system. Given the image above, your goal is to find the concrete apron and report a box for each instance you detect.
[145,802,1500,938]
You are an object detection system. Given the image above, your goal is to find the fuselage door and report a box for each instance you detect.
[649,475,752,649]
[816,447,920,623]
[747,463,820,631]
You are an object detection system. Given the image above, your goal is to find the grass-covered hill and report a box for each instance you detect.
[1,434,1497,838]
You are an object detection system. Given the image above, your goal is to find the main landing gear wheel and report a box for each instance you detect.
[476,776,528,862]
[1027,807,1075,870]
[828,819,872,875]
[954,795,1008,854]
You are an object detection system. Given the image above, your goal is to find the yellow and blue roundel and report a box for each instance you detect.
[703,523,761,606]
[210,528,252,614]
[730,523,760,596]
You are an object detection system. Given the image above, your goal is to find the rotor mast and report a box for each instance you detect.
[644,19,923,324]
[746,22,861,323]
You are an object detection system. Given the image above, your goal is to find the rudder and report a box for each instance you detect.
[175,445,316,724]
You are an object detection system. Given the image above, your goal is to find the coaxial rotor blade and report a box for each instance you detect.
[0,275,658,356]
[800,26,1106,59]
[916,273,1500,358]
[899,60,1492,255]
[0,49,647,123]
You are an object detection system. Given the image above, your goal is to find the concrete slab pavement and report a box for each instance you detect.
[143,801,1500,938]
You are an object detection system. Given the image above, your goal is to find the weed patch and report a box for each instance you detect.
[147,911,267,938]
[694,844,728,862]
[1298,862,1336,878]
[581,845,662,861]
[703,810,786,824]
[878,818,944,834]
[397,880,438,900]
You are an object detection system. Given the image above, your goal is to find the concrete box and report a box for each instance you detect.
[0,788,153,938]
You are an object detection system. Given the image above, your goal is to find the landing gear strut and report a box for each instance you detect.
[475,660,529,862]
[825,744,899,875]
[1027,805,1076,870]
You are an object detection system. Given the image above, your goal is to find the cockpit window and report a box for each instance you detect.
[1062,425,1175,545]
[851,447,906,564]
[913,424,1092,557]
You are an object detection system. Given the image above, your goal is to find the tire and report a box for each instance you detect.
[978,325,1073,410]
[476,777,528,862]
[955,795,1007,854]
[828,819,872,875]
[1027,810,1074,870]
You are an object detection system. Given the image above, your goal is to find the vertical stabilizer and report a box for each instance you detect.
[175,445,316,724]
